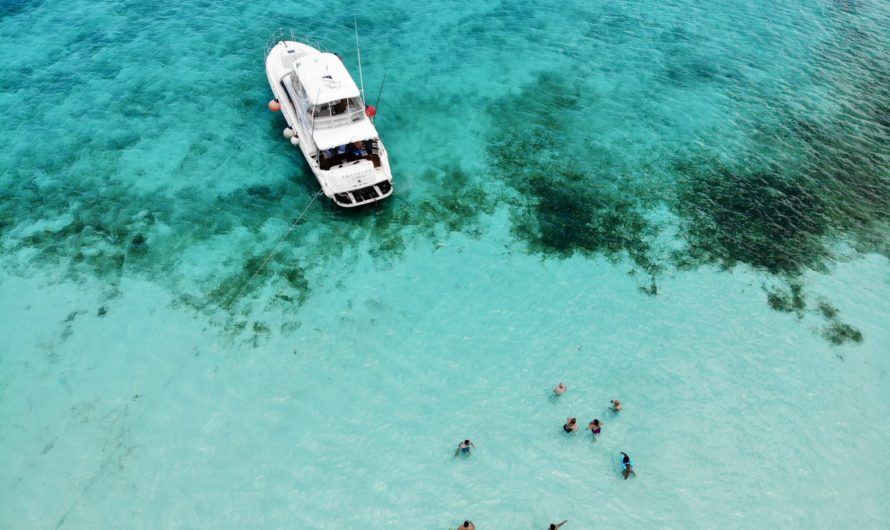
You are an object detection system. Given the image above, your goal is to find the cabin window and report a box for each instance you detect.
[310,97,364,119]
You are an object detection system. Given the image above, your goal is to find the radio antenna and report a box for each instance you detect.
[354,18,365,102]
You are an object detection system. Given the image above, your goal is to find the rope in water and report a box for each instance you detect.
[235,188,324,302]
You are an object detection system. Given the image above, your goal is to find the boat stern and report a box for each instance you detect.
[332,179,393,207]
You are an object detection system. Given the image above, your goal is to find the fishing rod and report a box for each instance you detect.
[371,73,387,122]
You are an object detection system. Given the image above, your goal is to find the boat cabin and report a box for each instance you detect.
[290,52,367,128]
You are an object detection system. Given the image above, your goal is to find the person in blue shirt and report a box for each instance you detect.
[620,452,636,479]
[454,439,475,457]
[350,141,366,157]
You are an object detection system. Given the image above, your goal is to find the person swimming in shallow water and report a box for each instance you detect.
[588,419,602,440]
[457,520,475,530]
[610,399,622,412]
[620,452,636,480]
[455,439,475,457]
[563,417,578,433]
[548,521,568,530]
[553,382,566,395]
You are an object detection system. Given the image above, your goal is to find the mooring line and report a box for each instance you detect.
[233,188,323,305]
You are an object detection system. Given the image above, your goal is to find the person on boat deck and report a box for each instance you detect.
[455,439,475,457]
[350,140,366,156]
[336,144,348,155]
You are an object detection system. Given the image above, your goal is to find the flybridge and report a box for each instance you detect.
[294,53,361,105]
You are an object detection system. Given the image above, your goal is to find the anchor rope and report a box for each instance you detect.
[238,188,324,299]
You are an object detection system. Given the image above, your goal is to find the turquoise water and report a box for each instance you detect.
[1,0,889,527]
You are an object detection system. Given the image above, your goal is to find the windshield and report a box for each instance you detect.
[311,97,364,118]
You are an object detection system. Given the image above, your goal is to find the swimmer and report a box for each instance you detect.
[458,521,475,530]
[553,382,566,395]
[563,417,578,433]
[548,521,568,530]
[588,419,602,440]
[620,452,636,480]
[455,439,475,457]
[610,399,622,412]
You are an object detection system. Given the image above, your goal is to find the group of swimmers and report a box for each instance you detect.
[451,385,636,528]
[557,385,617,437]
[554,385,634,478]
[554,385,635,479]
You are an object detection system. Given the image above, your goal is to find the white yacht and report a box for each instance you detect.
[265,32,393,207]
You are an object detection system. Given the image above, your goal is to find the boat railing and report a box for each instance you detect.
[264,28,332,58]
[311,108,367,129]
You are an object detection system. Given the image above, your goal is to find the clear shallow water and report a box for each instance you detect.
[1,0,889,528]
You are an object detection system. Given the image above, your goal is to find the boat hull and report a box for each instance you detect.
[265,39,393,207]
